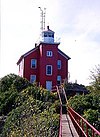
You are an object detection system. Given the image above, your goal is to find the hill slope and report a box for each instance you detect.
[0,74,60,137]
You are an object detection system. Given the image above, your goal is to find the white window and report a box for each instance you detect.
[46,81,52,90]
[47,51,53,57]
[57,75,61,85]
[30,75,36,83]
[46,65,52,75]
[31,59,37,69]
[57,60,61,69]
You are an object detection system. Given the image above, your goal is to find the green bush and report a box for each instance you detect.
[0,74,60,136]
[68,93,100,130]
[0,74,32,115]
[1,96,59,137]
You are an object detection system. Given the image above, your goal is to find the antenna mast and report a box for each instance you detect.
[43,8,46,30]
[38,7,46,31]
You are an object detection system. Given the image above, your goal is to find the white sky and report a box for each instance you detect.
[0,0,100,85]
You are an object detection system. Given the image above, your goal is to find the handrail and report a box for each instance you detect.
[68,106,100,137]
[56,86,62,137]
[56,86,62,105]
[62,87,68,105]
[59,105,62,137]
[57,85,100,137]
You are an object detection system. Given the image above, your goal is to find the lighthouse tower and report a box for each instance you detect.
[17,9,70,90]
[38,24,61,90]
[41,25,54,43]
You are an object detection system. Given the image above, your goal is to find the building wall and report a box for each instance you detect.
[18,44,69,89]
[58,53,68,83]
[24,48,40,83]
[18,58,24,77]
[39,44,58,88]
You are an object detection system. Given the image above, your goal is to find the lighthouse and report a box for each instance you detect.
[17,9,70,90]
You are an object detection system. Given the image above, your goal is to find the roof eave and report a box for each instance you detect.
[17,46,38,65]
[58,49,71,60]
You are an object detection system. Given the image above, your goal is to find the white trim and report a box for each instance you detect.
[24,47,38,58]
[47,51,53,57]
[58,50,69,59]
[39,41,60,45]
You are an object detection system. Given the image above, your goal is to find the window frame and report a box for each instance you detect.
[46,65,52,75]
[47,51,53,57]
[57,60,61,69]
[31,59,37,69]
[57,75,61,85]
[30,75,36,83]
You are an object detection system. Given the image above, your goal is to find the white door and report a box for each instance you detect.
[46,81,52,91]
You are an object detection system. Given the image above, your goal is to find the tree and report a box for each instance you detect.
[64,82,88,97]
[83,109,99,130]
[68,64,100,131]
[89,64,100,93]
[1,98,59,137]
[0,74,32,115]
[0,74,17,92]
[0,74,60,136]
[68,93,100,130]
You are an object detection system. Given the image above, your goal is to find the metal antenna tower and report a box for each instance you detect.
[38,7,46,31]
[43,8,46,30]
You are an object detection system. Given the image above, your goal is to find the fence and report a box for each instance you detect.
[68,106,100,137]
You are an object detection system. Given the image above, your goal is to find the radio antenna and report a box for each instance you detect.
[38,7,46,31]
[43,8,46,30]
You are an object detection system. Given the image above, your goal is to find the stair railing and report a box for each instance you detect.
[56,86,62,137]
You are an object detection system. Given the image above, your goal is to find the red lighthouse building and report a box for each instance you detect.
[17,26,70,90]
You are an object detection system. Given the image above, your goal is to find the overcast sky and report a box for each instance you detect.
[1,0,100,85]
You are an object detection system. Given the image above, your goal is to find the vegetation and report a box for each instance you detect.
[68,94,100,130]
[64,82,89,97]
[68,65,100,131]
[0,74,32,115]
[0,74,60,137]
[0,64,99,136]
[87,64,100,94]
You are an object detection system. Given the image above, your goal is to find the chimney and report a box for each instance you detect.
[35,43,37,47]
[47,26,49,30]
